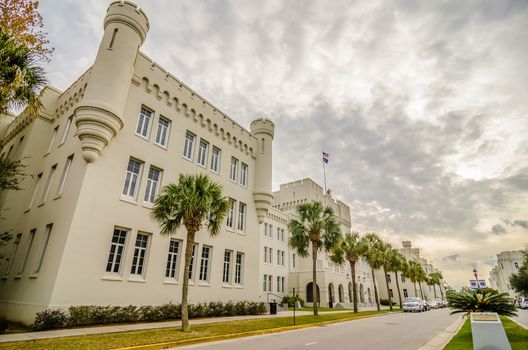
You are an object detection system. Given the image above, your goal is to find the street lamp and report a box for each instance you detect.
[473,268,479,288]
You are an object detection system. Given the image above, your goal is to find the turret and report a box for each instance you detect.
[74,1,149,162]
[250,118,275,223]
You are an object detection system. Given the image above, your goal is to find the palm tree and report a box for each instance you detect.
[407,260,423,298]
[330,232,365,313]
[362,233,384,311]
[289,201,341,316]
[431,271,445,300]
[388,251,406,309]
[447,289,517,317]
[0,29,46,116]
[378,241,394,311]
[428,272,441,299]
[151,174,228,332]
[417,266,427,300]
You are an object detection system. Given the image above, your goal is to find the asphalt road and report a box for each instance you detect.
[511,308,528,328]
[175,308,457,350]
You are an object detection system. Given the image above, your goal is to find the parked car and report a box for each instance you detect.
[403,297,426,312]
[520,298,528,310]
[428,300,439,309]
[434,299,446,308]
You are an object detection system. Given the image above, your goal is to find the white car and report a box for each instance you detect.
[428,300,439,309]
[521,298,528,309]
[403,297,426,312]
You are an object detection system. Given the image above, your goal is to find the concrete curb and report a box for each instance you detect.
[416,314,466,350]
[508,317,528,330]
[112,312,399,350]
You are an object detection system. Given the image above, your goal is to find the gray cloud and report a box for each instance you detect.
[38,0,528,289]
[491,224,507,235]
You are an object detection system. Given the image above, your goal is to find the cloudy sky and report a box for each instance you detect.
[39,0,528,289]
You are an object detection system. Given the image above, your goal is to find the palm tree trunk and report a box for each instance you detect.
[350,260,358,313]
[383,266,392,311]
[312,243,318,316]
[413,281,418,297]
[439,284,444,300]
[371,266,380,311]
[394,270,403,309]
[181,231,196,332]
[418,280,424,300]
[433,284,437,299]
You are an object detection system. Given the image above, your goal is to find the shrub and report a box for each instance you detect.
[380,299,396,306]
[33,300,268,331]
[447,289,517,317]
[32,309,66,331]
[0,318,8,334]
[281,295,305,307]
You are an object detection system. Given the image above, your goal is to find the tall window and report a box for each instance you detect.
[292,254,296,268]
[188,245,196,280]
[136,106,152,138]
[230,157,238,182]
[47,126,58,154]
[277,250,281,265]
[2,234,21,276]
[389,289,393,298]
[237,202,246,231]
[263,274,272,292]
[277,276,281,293]
[34,224,53,273]
[18,229,36,275]
[223,250,232,283]
[60,116,73,145]
[514,262,519,269]
[122,158,142,198]
[57,155,74,195]
[165,239,180,278]
[403,289,408,298]
[401,275,406,283]
[281,251,285,266]
[183,131,195,160]
[264,223,269,237]
[277,227,281,240]
[199,246,211,281]
[281,229,285,241]
[226,198,236,229]
[264,247,268,263]
[197,140,208,166]
[282,277,285,293]
[386,274,391,283]
[155,116,170,147]
[268,275,272,292]
[269,224,273,237]
[40,164,57,203]
[210,147,221,173]
[269,247,273,264]
[240,163,248,186]
[144,167,161,203]
[235,252,243,284]
[28,173,42,209]
[106,228,128,274]
[130,233,149,276]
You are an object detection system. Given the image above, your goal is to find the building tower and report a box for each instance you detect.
[74,1,149,162]
[250,118,275,223]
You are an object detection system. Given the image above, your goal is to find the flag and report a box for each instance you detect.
[322,152,329,164]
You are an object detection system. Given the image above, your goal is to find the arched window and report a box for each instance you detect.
[338,284,344,303]
[348,282,353,302]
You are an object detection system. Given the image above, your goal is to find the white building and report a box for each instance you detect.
[0,1,375,325]
[488,250,524,297]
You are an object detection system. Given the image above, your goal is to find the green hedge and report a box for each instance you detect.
[32,301,267,331]
[281,295,305,307]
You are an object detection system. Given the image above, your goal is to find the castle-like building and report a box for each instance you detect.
[489,250,524,297]
[0,1,379,324]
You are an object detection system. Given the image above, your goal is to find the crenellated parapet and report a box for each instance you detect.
[74,1,149,162]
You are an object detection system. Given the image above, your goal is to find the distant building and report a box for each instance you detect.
[488,250,524,297]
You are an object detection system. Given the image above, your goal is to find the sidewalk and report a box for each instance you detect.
[0,307,385,343]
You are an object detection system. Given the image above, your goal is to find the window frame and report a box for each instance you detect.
[18,229,36,275]
[57,154,74,196]
[237,202,246,232]
[59,116,73,145]
[144,166,162,204]
[210,146,221,173]
[197,139,209,167]
[135,106,153,139]
[240,162,248,187]
[235,252,243,285]
[40,164,57,204]
[130,232,150,278]
[2,233,22,277]
[122,158,143,200]
[226,198,236,230]
[223,250,232,284]
[33,224,53,274]
[46,126,59,154]
[105,228,129,275]
[229,157,238,182]
[183,131,196,160]
[154,116,171,148]
[165,239,180,279]
[199,246,211,282]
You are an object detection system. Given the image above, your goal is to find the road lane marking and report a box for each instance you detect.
[305,342,318,346]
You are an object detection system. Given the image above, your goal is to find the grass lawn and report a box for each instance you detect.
[0,310,395,350]
[444,316,528,350]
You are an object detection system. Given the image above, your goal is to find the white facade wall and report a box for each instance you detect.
[488,250,524,297]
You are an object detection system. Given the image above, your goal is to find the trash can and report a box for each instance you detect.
[329,301,333,309]
[269,302,277,315]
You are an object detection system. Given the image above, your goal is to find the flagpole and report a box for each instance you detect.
[322,153,327,194]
